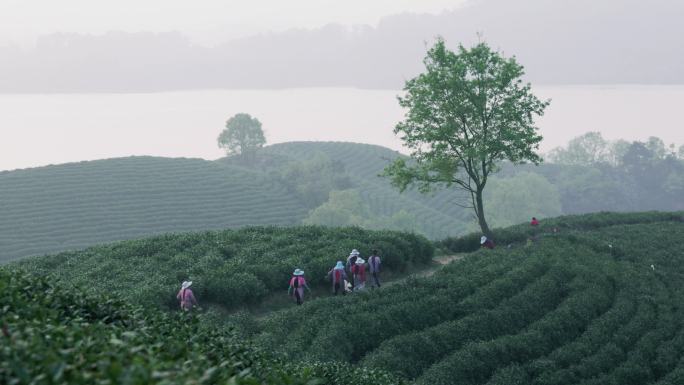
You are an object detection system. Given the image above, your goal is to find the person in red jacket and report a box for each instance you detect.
[531,217,540,226]
[480,236,495,249]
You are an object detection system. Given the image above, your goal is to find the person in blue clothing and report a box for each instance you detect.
[327,261,348,296]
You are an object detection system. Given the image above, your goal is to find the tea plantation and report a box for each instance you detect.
[14,226,433,310]
[0,142,469,262]
[241,211,684,385]
[0,268,404,385]
[5,212,684,384]
[0,156,308,262]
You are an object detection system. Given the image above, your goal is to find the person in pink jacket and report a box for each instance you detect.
[288,268,311,305]
[176,281,198,311]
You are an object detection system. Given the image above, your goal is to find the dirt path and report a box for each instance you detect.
[384,254,467,286]
[210,253,470,319]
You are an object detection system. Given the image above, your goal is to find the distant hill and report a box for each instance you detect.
[229,141,472,238]
[0,156,308,262]
[2,0,682,92]
[0,142,471,262]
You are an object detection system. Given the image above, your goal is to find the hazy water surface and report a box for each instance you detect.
[1,85,683,171]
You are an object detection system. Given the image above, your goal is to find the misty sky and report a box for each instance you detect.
[0,0,464,46]
[1,0,683,171]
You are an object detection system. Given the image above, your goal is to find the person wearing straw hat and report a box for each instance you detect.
[346,249,360,289]
[352,257,367,291]
[481,235,496,249]
[327,261,348,296]
[176,280,198,311]
[287,268,311,305]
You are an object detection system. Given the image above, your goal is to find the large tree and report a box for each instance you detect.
[384,39,549,237]
[217,113,266,158]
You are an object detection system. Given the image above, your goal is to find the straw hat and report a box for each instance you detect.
[355,258,365,265]
[334,261,345,270]
[293,268,304,276]
[181,281,192,289]
[480,236,487,245]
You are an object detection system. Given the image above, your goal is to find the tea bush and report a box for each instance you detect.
[15,226,433,310]
[438,211,684,253]
[0,268,406,385]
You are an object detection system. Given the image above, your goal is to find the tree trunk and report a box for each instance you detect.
[475,188,492,238]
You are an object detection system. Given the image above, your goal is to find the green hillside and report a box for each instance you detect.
[0,156,308,262]
[0,267,404,385]
[14,226,433,311]
[7,211,684,384]
[0,142,471,262]
[225,141,473,238]
[5,140,679,264]
[238,212,684,385]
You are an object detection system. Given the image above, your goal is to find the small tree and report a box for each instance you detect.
[383,39,549,237]
[217,113,266,158]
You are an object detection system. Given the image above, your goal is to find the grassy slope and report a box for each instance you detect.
[0,156,308,262]
[244,212,684,385]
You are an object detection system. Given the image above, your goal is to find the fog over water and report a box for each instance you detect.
[2,85,683,172]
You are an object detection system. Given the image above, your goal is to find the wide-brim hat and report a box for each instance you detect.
[181,281,192,289]
[350,249,360,256]
[293,268,304,276]
[334,261,345,270]
[355,258,365,265]
[480,236,487,245]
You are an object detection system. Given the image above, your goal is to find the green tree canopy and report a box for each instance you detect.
[383,39,549,237]
[218,113,266,157]
[547,132,609,166]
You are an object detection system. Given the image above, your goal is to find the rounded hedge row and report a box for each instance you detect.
[0,268,407,385]
[15,226,434,311]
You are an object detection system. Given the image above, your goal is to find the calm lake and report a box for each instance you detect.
[1,85,683,171]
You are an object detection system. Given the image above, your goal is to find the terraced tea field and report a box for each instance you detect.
[0,142,472,262]
[0,156,308,262]
[243,212,684,385]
